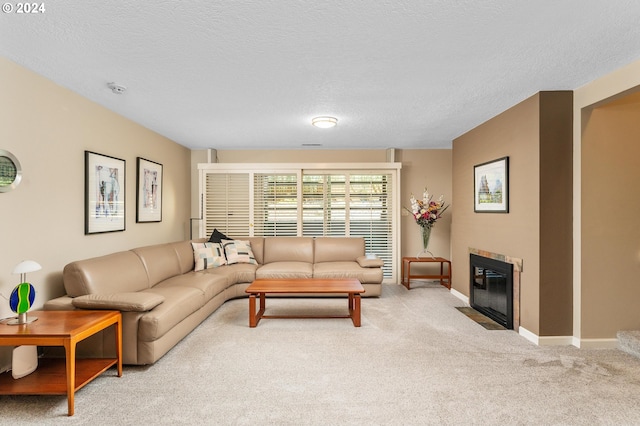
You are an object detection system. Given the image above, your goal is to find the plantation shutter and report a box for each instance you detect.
[302,174,346,236]
[253,173,298,236]
[204,173,250,238]
[348,174,393,279]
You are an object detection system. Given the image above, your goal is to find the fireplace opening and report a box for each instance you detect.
[470,254,514,329]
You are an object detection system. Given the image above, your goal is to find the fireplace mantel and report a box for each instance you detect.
[468,248,523,272]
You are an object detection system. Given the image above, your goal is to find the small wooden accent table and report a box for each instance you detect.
[245,278,365,327]
[0,310,122,416]
[401,256,452,290]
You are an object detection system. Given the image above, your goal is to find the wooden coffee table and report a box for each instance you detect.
[245,278,365,327]
[0,310,122,416]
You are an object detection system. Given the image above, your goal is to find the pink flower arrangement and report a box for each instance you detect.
[407,188,449,228]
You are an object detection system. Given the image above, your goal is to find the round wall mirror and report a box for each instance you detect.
[0,149,22,192]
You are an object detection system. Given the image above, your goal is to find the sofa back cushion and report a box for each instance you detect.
[245,237,264,265]
[263,237,314,264]
[314,237,365,263]
[63,251,150,297]
[132,244,183,286]
[170,240,199,274]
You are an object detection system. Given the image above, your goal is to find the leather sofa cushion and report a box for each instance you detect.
[263,237,313,264]
[204,263,259,285]
[356,255,384,268]
[172,240,198,274]
[63,251,149,297]
[313,261,383,284]
[138,286,205,341]
[245,237,265,265]
[132,244,183,286]
[314,237,365,263]
[153,272,228,301]
[72,292,165,312]
[256,261,313,279]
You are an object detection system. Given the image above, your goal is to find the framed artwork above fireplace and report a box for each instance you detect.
[474,156,509,213]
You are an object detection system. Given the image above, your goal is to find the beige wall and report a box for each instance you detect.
[0,58,192,320]
[451,92,573,336]
[580,93,640,338]
[573,59,640,344]
[216,149,388,164]
[452,95,541,333]
[397,149,452,263]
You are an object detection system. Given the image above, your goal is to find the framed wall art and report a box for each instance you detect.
[474,156,509,213]
[85,151,126,234]
[136,157,163,223]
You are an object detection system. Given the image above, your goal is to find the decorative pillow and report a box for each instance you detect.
[191,242,227,271]
[208,228,230,244]
[222,239,257,265]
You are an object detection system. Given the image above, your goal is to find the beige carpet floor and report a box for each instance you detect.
[2,282,640,425]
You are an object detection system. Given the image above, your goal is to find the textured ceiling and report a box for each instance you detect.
[2,1,640,150]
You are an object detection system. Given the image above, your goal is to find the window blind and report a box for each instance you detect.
[347,174,393,279]
[302,174,346,236]
[253,173,298,236]
[200,164,398,282]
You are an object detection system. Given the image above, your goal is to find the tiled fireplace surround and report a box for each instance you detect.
[469,248,523,330]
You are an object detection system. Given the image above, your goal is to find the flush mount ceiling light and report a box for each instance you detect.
[311,116,338,128]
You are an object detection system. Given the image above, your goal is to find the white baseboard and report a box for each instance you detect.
[520,328,615,348]
[450,288,469,304]
[519,327,539,344]
[572,337,618,349]
[538,335,574,346]
[518,327,573,346]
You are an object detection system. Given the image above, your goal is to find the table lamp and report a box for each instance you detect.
[7,260,41,325]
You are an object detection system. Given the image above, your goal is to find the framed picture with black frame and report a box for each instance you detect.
[474,156,509,213]
[136,157,163,223]
[85,151,126,234]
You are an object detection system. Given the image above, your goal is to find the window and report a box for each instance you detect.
[253,173,298,236]
[302,174,346,236]
[199,163,400,281]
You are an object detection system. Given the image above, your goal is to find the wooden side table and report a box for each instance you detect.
[0,310,122,416]
[401,256,452,290]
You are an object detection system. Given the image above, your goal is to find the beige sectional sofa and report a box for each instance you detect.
[44,236,383,365]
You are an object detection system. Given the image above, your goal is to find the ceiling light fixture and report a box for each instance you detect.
[311,116,338,128]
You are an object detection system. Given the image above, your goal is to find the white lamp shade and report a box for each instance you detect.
[12,260,42,275]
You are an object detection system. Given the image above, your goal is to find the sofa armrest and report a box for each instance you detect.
[356,254,384,268]
[71,292,165,312]
[44,295,76,310]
